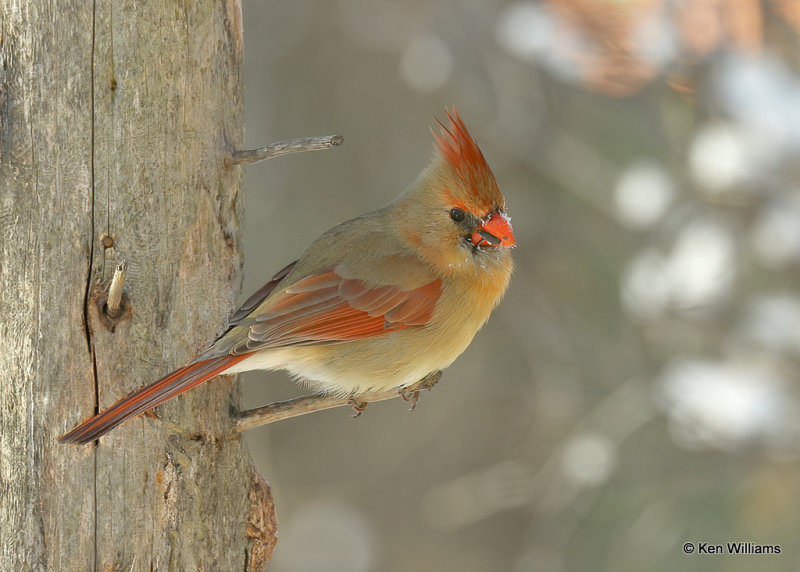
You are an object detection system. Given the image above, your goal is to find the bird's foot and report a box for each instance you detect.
[399,370,443,411]
[400,387,421,411]
[348,398,368,418]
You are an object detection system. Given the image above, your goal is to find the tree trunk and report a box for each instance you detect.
[0,1,277,570]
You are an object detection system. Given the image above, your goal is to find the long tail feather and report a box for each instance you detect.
[59,354,249,445]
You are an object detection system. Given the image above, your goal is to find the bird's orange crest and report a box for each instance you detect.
[431,107,503,214]
[432,107,490,175]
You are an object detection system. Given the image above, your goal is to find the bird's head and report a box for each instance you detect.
[393,108,515,279]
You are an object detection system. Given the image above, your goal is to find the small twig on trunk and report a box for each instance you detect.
[235,370,442,433]
[227,135,344,166]
[105,260,128,319]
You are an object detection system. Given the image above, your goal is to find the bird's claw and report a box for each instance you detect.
[399,370,442,412]
[400,388,421,411]
[348,398,368,418]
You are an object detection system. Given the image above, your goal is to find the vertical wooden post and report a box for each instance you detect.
[0,1,277,569]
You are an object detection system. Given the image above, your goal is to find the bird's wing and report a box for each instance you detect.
[222,265,442,355]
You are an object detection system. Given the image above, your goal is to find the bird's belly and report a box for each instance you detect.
[224,325,477,396]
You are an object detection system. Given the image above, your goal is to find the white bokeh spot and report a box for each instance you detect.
[622,219,735,318]
[614,161,675,229]
[656,359,789,451]
[560,433,617,488]
[399,35,452,93]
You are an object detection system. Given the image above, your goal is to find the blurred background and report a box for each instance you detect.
[238,1,800,571]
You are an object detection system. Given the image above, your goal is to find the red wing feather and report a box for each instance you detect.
[246,268,441,348]
[383,280,442,324]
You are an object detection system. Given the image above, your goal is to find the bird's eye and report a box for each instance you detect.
[450,208,466,222]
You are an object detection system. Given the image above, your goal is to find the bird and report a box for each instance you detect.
[59,107,515,445]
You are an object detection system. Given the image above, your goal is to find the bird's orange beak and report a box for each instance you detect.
[471,211,516,248]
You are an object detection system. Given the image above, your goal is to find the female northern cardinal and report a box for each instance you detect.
[60,108,515,444]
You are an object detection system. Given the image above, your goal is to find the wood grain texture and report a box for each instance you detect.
[0,1,276,569]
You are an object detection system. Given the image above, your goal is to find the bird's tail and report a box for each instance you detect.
[58,354,249,445]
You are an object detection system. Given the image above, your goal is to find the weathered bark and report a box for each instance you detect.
[0,1,276,570]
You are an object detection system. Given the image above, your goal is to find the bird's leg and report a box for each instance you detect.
[348,398,368,418]
[399,370,443,411]
[235,371,444,433]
